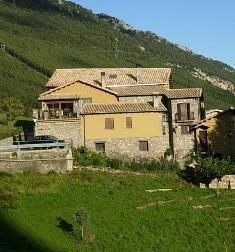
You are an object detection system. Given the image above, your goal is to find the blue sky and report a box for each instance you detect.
[74,0,235,68]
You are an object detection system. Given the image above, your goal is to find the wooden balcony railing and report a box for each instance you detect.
[33,109,79,120]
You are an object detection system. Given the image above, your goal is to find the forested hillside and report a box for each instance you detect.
[0,0,235,110]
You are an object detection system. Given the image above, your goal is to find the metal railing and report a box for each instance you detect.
[175,112,195,122]
[0,140,72,152]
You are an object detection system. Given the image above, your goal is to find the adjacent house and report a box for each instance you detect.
[34,67,205,160]
[194,108,235,161]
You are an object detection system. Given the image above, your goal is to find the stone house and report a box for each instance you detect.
[35,67,205,160]
[194,108,235,161]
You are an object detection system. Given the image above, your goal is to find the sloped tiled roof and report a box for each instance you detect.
[46,68,171,88]
[161,88,203,99]
[38,80,117,101]
[81,102,167,115]
[109,85,166,96]
[109,86,203,98]
[38,94,80,101]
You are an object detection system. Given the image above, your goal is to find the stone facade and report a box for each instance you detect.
[35,119,81,147]
[0,149,73,173]
[85,135,169,160]
[170,98,202,160]
[0,137,13,146]
[200,175,235,189]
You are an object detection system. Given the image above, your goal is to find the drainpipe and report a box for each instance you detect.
[83,115,86,147]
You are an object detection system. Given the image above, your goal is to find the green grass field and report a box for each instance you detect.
[0,170,234,252]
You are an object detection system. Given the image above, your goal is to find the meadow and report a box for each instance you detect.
[0,169,234,252]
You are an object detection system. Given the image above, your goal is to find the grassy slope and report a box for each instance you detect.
[0,1,235,110]
[0,171,234,252]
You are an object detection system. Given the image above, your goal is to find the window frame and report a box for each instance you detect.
[126,117,132,129]
[95,142,105,152]
[105,118,114,129]
[181,125,191,135]
[139,141,149,151]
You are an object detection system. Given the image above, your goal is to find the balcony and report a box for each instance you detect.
[175,112,195,122]
[33,109,79,120]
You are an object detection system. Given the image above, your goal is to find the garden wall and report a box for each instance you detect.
[0,149,73,173]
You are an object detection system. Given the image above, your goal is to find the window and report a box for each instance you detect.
[181,125,191,134]
[162,114,168,122]
[162,125,166,135]
[176,103,191,121]
[139,141,149,151]
[105,118,114,129]
[95,142,105,152]
[126,117,132,129]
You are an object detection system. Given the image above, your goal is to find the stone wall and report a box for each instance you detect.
[170,98,201,160]
[0,149,73,173]
[35,119,81,147]
[200,175,235,189]
[85,135,169,160]
[0,137,13,146]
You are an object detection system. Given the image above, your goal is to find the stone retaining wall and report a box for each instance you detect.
[0,137,13,146]
[0,149,73,173]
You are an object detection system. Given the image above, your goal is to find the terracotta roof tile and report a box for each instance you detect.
[46,68,171,87]
[162,88,202,99]
[109,86,202,98]
[109,85,166,96]
[38,94,80,101]
[81,102,167,115]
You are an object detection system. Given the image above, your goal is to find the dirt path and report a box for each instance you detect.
[74,166,165,177]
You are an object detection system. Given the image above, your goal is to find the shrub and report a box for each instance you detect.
[181,155,235,187]
[72,147,180,172]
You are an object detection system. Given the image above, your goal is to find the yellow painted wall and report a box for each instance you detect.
[83,112,163,140]
[52,81,118,103]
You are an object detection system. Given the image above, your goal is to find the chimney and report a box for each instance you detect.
[101,72,106,88]
[153,95,162,107]
[136,64,142,84]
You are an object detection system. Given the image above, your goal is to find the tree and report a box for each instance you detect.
[184,156,234,195]
[0,97,25,122]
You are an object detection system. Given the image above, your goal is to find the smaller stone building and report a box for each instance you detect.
[194,108,235,161]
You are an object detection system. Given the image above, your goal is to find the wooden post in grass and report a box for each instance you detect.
[75,208,88,241]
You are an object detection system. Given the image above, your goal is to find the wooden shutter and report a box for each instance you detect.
[139,141,149,151]
[105,118,114,129]
[126,117,132,128]
[181,125,190,134]
[95,142,105,152]
[177,103,190,121]
[199,130,208,152]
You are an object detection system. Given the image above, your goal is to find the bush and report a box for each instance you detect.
[181,155,235,186]
[72,147,179,172]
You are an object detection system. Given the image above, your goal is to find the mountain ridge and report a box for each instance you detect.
[0,0,234,110]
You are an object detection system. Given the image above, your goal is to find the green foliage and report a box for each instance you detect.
[0,96,24,122]
[0,124,21,140]
[72,147,179,172]
[0,0,235,111]
[0,171,234,251]
[182,156,235,186]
